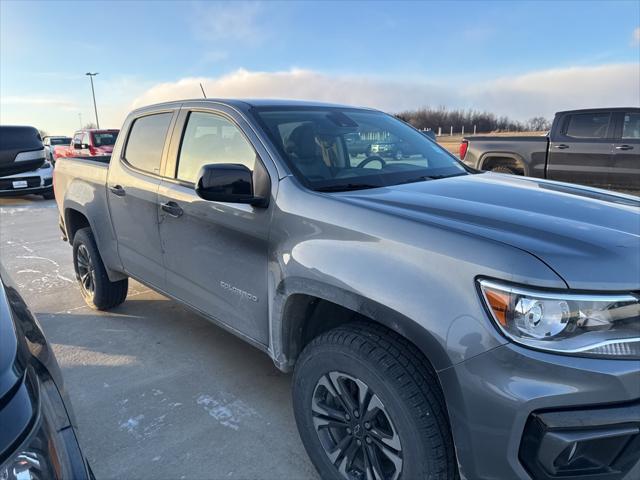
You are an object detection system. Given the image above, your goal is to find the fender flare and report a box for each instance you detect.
[270,277,450,373]
[478,151,529,175]
[62,198,126,281]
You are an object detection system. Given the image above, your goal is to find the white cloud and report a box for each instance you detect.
[130,63,640,121]
[6,63,638,134]
[633,26,640,46]
[192,1,265,43]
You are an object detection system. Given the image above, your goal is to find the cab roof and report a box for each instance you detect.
[130,98,376,115]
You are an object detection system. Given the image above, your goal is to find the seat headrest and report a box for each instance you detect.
[285,124,318,160]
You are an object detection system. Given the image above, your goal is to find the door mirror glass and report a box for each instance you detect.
[195,163,269,207]
[73,142,83,149]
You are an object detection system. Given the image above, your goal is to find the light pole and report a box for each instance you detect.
[85,72,100,128]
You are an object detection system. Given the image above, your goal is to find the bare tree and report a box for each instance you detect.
[82,122,97,130]
[396,107,527,134]
[527,117,551,132]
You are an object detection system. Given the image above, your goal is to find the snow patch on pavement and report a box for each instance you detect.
[196,393,258,431]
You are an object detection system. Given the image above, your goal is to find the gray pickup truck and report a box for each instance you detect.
[460,108,640,194]
[54,99,640,480]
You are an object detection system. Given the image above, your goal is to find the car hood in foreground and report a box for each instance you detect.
[337,173,640,291]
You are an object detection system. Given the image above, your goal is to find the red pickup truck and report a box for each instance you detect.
[54,129,119,161]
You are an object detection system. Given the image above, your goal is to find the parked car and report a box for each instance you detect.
[53,99,640,480]
[460,108,640,194]
[55,129,118,160]
[421,129,437,141]
[369,135,420,159]
[0,125,45,176]
[43,136,71,163]
[0,266,92,479]
[344,133,371,156]
[0,125,53,199]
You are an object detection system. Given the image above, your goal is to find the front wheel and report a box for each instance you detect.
[72,227,128,310]
[292,322,457,480]
[490,165,517,175]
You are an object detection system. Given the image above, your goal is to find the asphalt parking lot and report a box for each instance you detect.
[0,196,317,480]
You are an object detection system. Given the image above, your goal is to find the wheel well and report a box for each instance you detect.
[64,209,90,243]
[283,295,361,364]
[282,294,440,376]
[481,155,525,175]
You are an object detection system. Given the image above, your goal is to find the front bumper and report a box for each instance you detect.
[0,368,91,479]
[0,164,53,197]
[439,343,640,479]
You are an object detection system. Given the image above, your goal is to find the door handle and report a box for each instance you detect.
[109,185,126,196]
[554,144,569,150]
[615,145,633,151]
[161,201,183,218]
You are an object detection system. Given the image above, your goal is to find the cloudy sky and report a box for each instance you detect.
[1,0,639,134]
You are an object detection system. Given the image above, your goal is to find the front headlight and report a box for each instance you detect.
[478,279,640,359]
[0,375,86,480]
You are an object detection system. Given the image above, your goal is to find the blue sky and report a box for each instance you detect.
[1,0,639,133]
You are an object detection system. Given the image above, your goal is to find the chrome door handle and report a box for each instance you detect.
[109,185,125,196]
[615,145,633,151]
[554,144,569,149]
[161,201,183,218]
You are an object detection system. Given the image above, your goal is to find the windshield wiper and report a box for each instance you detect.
[314,183,381,192]
[397,172,467,185]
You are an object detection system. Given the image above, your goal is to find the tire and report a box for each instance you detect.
[72,227,128,310]
[490,165,516,175]
[42,191,55,200]
[293,322,457,480]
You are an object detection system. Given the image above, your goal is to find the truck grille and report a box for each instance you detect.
[0,176,40,190]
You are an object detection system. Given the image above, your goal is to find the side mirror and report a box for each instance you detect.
[73,142,83,149]
[195,161,270,207]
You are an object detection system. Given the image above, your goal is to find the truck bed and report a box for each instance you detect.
[53,156,123,277]
[462,135,548,142]
[461,135,550,177]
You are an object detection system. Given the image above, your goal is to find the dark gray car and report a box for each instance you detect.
[53,100,640,480]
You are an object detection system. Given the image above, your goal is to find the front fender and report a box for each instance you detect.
[271,277,451,372]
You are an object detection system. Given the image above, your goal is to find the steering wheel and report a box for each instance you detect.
[357,155,386,169]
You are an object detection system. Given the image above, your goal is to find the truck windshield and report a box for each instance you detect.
[254,107,467,191]
[50,137,71,145]
[92,132,117,147]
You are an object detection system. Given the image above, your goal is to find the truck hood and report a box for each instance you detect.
[337,173,640,291]
[94,145,113,154]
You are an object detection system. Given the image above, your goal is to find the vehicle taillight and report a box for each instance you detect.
[459,140,468,160]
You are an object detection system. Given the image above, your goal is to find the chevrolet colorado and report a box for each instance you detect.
[53,99,640,480]
[460,108,640,194]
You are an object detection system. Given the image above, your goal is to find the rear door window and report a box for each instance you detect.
[124,113,173,174]
[565,113,611,139]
